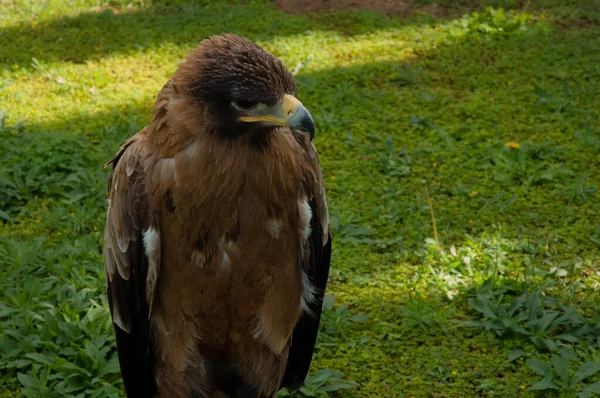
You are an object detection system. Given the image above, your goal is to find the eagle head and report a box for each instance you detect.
[183,33,315,141]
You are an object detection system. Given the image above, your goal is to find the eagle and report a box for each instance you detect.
[103,34,331,398]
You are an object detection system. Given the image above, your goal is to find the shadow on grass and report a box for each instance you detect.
[3,6,599,261]
[3,0,594,72]
[0,0,443,69]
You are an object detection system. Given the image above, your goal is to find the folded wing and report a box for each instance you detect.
[104,136,158,397]
[281,134,332,390]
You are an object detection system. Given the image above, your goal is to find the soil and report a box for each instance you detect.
[273,0,448,18]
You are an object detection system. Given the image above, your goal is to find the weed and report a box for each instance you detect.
[392,62,422,86]
[465,281,600,352]
[533,77,591,115]
[277,369,355,397]
[468,7,533,36]
[528,355,600,396]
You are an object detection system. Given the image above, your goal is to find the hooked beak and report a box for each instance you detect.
[239,94,315,140]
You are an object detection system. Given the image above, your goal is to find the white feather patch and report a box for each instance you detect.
[267,219,282,239]
[298,198,312,240]
[218,235,238,272]
[143,228,159,260]
[222,251,231,268]
[300,271,319,317]
[221,236,237,252]
[191,250,207,268]
[321,190,331,244]
[143,227,160,314]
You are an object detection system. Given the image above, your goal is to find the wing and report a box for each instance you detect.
[281,134,332,390]
[104,136,158,397]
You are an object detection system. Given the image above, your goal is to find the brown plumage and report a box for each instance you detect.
[103,34,331,398]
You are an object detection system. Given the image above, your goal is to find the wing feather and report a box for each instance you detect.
[281,133,332,390]
[104,136,158,397]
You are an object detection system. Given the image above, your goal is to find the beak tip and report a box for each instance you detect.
[289,104,315,140]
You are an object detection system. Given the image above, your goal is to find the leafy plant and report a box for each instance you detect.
[528,355,600,397]
[533,77,591,115]
[373,137,411,177]
[277,369,355,397]
[319,294,369,344]
[329,214,373,244]
[555,173,597,204]
[466,281,600,352]
[392,62,422,86]
[0,131,104,218]
[0,110,25,135]
[468,7,532,36]
[398,294,455,335]
[575,126,600,149]
[484,140,578,195]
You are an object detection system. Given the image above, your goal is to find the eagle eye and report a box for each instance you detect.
[232,100,259,110]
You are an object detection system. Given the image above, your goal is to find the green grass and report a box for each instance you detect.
[2,0,600,397]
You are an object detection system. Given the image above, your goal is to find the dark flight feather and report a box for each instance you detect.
[104,139,157,397]
[281,198,332,390]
